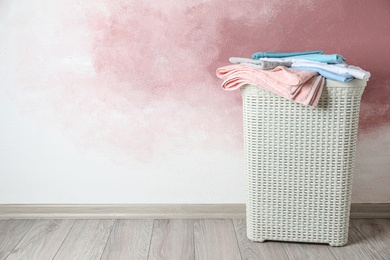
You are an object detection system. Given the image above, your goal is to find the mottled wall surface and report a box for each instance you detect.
[0,0,389,203]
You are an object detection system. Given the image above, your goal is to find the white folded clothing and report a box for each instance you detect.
[260,58,371,80]
[229,57,292,70]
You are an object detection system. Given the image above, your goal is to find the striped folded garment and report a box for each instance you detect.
[216,64,325,107]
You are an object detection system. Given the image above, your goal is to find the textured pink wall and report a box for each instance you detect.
[85,0,390,150]
[2,0,390,159]
[85,0,390,138]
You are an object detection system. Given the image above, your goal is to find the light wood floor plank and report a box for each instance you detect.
[5,219,75,260]
[194,219,241,260]
[1,218,389,260]
[148,219,194,260]
[232,219,289,260]
[0,219,35,260]
[351,218,390,260]
[328,222,385,260]
[53,219,114,260]
[100,219,153,260]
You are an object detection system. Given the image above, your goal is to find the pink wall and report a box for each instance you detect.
[212,0,390,133]
[1,0,389,202]
[4,0,390,155]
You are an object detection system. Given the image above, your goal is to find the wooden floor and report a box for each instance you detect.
[0,218,389,260]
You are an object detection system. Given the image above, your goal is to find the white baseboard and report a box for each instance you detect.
[350,203,390,218]
[0,203,388,219]
[0,204,246,219]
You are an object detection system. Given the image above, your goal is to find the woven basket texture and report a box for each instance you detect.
[241,79,366,246]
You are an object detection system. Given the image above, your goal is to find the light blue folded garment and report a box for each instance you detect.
[291,66,354,82]
[252,50,323,60]
[288,54,346,64]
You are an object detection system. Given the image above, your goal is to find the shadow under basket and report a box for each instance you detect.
[241,79,366,246]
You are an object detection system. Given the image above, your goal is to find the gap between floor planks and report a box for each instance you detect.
[0,218,389,260]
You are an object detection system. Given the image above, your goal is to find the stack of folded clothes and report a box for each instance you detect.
[216,50,370,107]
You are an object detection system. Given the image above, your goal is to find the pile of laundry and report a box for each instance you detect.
[216,50,370,107]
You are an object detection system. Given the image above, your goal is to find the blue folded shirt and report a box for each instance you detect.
[291,66,354,82]
[252,51,345,64]
[288,54,346,64]
[252,50,323,59]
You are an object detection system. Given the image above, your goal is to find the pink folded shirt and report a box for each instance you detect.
[216,64,324,107]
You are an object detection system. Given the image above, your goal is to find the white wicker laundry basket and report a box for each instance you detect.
[241,79,366,247]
